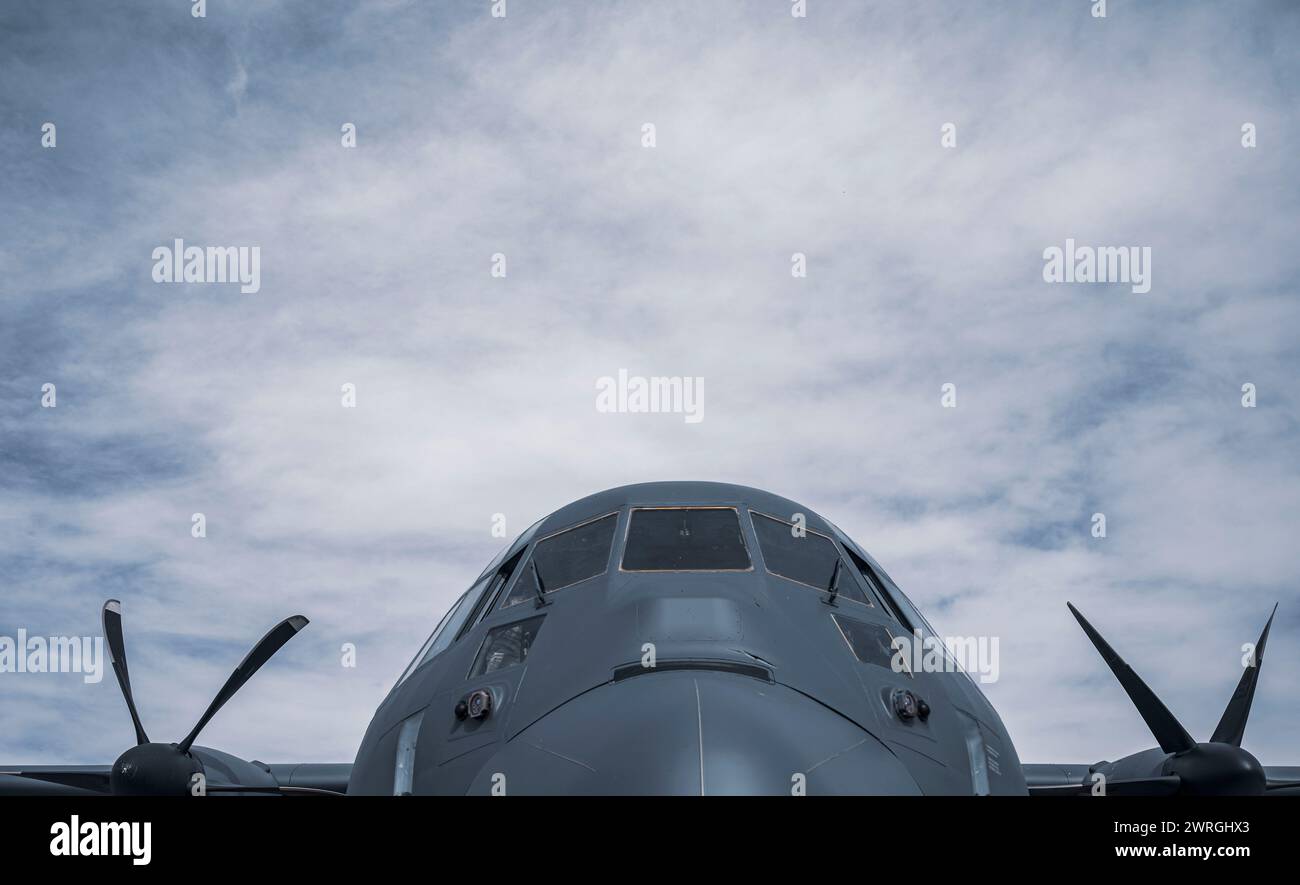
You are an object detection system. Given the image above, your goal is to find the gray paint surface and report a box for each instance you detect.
[350,481,1027,795]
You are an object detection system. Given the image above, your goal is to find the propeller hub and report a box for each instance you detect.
[1165,742,1266,796]
[110,743,203,796]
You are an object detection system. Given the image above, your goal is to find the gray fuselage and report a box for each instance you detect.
[348,482,1027,795]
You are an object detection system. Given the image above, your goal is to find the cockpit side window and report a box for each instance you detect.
[620,507,751,572]
[459,547,526,635]
[841,544,912,631]
[845,545,970,678]
[499,512,619,609]
[395,593,465,689]
[394,573,493,688]
[469,615,546,678]
[832,614,910,675]
[750,512,869,605]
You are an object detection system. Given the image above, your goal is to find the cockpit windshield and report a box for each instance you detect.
[621,507,751,571]
[499,512,618,608]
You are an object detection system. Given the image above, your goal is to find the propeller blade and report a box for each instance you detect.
[1210,604,1277,747]
[101,599,150,745]
[177,615,309,753]
[1067,602,1196,755]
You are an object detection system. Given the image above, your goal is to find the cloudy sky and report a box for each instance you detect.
[2,0,1298,770]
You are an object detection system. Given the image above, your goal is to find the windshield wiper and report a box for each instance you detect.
[530,560,550,608]
[824,559,841,607]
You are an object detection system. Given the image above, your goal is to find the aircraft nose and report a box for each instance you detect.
[465,668,921,795]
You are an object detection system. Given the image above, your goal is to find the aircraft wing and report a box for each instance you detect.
[1022,762,1090,794]
[1023,763,1300,796]
[264,763,353,794]
[0,761,352,797]
[0,765,111,795]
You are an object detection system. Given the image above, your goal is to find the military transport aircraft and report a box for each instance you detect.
[3,482,1297,796]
